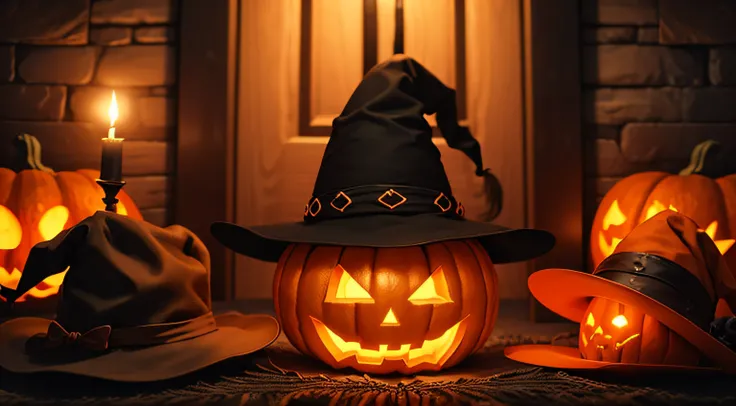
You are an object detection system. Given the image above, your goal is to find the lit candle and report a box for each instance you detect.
[100,90,123,182]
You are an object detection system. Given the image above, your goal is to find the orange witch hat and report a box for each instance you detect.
[505,211,736,373]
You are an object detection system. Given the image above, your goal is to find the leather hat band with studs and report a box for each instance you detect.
[303,185,465,222]
[594,252,715,332]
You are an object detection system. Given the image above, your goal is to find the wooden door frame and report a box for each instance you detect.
[176,0,583,315]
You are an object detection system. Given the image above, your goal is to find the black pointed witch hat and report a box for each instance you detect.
[211,55,555,264]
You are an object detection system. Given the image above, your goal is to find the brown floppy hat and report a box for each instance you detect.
[505,211,736,373]
[0,212,280,382]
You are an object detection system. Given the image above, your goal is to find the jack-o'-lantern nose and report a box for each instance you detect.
[380,308,400,326]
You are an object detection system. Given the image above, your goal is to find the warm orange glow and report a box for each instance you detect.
[407,266,453,304]
[644,200,678,221]
[582,308,641,353]
[117,201,128,216]
[38,205,70,241]
[611,314,628,328]
[585,321,641,351]
[598,233,623,261]
[704,221,735,255]
[311,315,468,367]
[108,90,118,139]
[0,266,68,302]
[0,205,22,250]
[600,199,734,258]
[597,200,627,258]
[602,200,627,230]
[643,202,733,255]
[585,312,595,327]
[380,308,400,326]
[614,333,641,350]
[324,265,374,303]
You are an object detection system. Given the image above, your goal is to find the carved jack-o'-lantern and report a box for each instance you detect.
[273,240,499,374]
[591,141,736,268]
[0,135,142,302]
[579,297,702,366]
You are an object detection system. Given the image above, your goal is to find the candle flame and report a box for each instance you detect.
[108,90,119,138]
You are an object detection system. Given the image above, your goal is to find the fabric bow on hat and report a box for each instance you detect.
[0,211,280,382]
[32,322,112,353]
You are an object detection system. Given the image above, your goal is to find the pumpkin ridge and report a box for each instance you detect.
[292,244,318,358]
[418,244,435,344]
[439,241,472,364]
[633,174,671,224]
[286,245,315,356]
[463,239,492,354]
[716,176,736,241]
[713,178,732,240]
[273,244,296,326]
[332,245,355,344]
[664,327,678,365]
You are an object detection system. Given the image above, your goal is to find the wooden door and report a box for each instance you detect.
[236,0,527,300]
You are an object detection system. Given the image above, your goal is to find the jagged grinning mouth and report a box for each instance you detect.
[582,331,641,350]
[310,316,469,367]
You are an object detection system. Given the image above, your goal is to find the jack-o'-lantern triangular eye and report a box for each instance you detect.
[0,205,22,250]
[408,266,453,305]
[324,264,374,303]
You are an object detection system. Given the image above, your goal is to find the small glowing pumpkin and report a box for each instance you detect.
[273,240,498,374]
[579,297,702,365]
[591,140,736,268]
[0,134,142,301]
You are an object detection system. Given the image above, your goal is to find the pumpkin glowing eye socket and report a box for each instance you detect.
[117,202,128,216]
[324,264,374,303]
[408,266,453,305]
[585,312,595,327]
[602,200,627,230]
[611,315,628,328]
[38,205,70,241]
[0,205,22,250]
[644,200,678,221]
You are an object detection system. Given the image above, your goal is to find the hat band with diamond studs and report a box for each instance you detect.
[303,185,465,223]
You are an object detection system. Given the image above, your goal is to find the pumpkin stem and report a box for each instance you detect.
[679,140,723,177]
[12,134,54,173]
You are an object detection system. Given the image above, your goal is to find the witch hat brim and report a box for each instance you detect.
[211,213,555,264]
[504,345,719,374]
[0,312,280,382]
[212,55,555,264]
[504,268,736,373]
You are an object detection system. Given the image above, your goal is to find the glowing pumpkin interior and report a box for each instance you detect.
[0,199,131,302]
[312,264,468,368]
[579,297,702,365]
[598,200,735,260]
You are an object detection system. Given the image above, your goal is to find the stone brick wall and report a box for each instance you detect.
[0,0,177,226]
[582,0,736,251]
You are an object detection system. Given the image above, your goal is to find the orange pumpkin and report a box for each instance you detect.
[579,297,702,366]
[273,239,498,374]
[0,134,142,302]
[591,140,736,269]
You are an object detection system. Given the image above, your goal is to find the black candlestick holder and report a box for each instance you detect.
[96,179,126,213]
